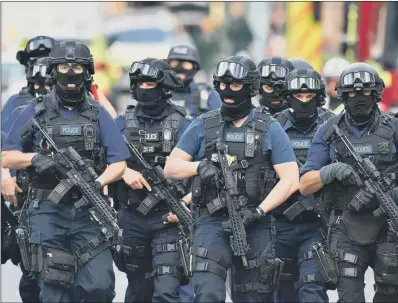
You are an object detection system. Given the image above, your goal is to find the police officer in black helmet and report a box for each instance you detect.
[167,44,221,117]
[271,68,333,302]
[2,40,130,302]
[300,62,398,302]
[111,58,193,302]
[164,55,299,302]
[257,57,295,115]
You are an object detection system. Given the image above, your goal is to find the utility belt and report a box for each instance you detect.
[27,186,82,205]
[121,198,170,214]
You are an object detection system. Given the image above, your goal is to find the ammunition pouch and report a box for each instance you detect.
[310,242,338,289]
[112,240,151,274]
[374,242,398,287]
[41,247,75,288]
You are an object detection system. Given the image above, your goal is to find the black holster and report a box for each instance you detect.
[311,242,338,289]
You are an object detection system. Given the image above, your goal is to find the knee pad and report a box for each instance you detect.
[374,242,398,287]
[41,247,75,289]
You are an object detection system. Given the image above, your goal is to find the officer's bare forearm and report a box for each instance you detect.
[2,166,11,179]
[259,176,299,213]
[164,158,200,180]
[96,161,126,186]
[299,170,324,196]
[2,151,37,169]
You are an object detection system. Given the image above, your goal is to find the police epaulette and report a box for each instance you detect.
[201,109,220,120]
[174,104,187,117]
[275,110,289,126]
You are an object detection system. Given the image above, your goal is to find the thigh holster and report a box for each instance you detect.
[192,246,229,280]
[113,243,151,274]
[333,249,366,280]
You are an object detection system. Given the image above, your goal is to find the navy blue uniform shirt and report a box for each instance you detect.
[176,108,296,164]
[300,113,398,176]
[3,99,130,164]
[2,91,33,130]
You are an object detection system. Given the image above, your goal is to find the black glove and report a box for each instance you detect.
[348,188,375,212]
[319,163,361,186]
[240,208,262,227]
[31,153,55,173]
[197,159,220,187]
[91,180,103,193]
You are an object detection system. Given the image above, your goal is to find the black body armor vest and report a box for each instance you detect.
[171,83,211,116]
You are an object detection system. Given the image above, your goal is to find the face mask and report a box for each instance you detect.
[259,91,285,114]
[55,71,85,106]
[345,92,375,124]
[290,96,318,124]
[219,84,253,121]
[135,86,168,117]
[172,66,197,86]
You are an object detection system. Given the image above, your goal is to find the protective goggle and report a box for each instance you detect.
[129,62,160,78]
[341,71,375,86]
[57,63,84,74]
[26,38,55,53]
[31,65,47,78]
[214,61,248,79]
[288,77,321,90]
[259,65,289,79]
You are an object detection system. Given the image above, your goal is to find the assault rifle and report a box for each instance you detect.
[20,118,122,245]
[324,124,398,236]
[215,139,250,267]
[123,136,193,237]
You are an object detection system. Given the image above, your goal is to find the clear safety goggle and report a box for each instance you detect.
[129,62,160,78]
[288,77,321,90]
[259,65,289,78]
[31,65,47,77]
[27,38,55,53]
[214,61,248,79]
[341,71,375,86]
[57,63,84,74]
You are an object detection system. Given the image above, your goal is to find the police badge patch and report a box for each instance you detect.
[378,141,390,155]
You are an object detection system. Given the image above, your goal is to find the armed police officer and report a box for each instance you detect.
[272,68,333,302]
[164,55,299,302]
[111,58,192,303]
[300,62,398,302]
[257,57,295,116]
[167,44,221,117]
[2,40,129,303]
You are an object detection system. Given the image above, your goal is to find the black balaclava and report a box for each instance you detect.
[289,95,318,129]
[172,62,197,88]
[345,91,376,125]
[135,85,169,118]
[259,89,286,115]
[55,70,86,107]
[33,82,48,95]
[219,84,253,121]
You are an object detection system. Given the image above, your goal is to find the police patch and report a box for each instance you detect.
[60,125,81,136]
[226,132,245,142]
[142,146,155,153]
[144,133,159,141]
[378,141,390,155]
[353,144,372,154]
[291,139,311,149]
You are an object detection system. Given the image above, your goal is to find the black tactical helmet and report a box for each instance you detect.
[26,56,49,84]
[277,68,326,106]
[213,55,260,96]
[336,62,385,102]
[258,57,295,84]
[290,58,314,70]
[16,36,56,67]
[167,44,201,70]
[129,58,183,99]
[47,41,95,75]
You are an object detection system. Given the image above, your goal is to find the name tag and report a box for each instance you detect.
[144,133,159,141]
[60,125,81,136]
[172,100,186,107]
[353,144,372,154]
[226,132,245,142]
[291,139,311,149]
[143,146,155,153]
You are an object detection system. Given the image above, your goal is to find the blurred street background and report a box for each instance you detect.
[2,1,397,301]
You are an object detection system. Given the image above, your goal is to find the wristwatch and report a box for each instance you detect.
[256,206,266,217]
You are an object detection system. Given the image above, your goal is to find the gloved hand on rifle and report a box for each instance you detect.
[348,188,375,212]
[240,207,265,227]
[31,153,56,173]
[320,163,362,186]
[197,159,220,187]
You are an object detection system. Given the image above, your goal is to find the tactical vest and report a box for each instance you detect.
[194,107,275,210]
[324,112,398,211]
[273,110,330,215]
[171,83,210,116]
[27,93,104,189]
[123,105,186,205]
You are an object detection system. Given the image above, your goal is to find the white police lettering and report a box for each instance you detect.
[60,125,82,136]
[143,146,155,153]
[291,139,311,149]
[226,132,245,142]
[353,145,372,154]
[145,133,158,141]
